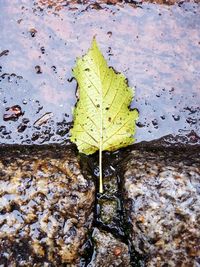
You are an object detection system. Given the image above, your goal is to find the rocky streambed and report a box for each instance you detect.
[0,144,199,266]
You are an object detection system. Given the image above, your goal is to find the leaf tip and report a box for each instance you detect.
[92,35,97,43]
[91,36,100,51]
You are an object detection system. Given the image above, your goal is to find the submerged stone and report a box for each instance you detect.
[0,145,95,266]
[123,149,200,266]
[88,228,131,267]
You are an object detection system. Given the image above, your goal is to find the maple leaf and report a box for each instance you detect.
[70,38,138,193]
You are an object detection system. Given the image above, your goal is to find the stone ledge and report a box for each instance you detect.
[122,149,200,266]
[0,145,95,266]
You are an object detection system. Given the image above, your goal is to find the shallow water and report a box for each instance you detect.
[0,0,199,145]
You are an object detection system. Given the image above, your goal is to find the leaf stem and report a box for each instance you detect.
[99,49,103,194]
[99,146,103,193]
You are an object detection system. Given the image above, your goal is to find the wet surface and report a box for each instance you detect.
[0,143,134,266]
[0,145,95,266]
[88,228,131,266]
[122,148,200,266]
[0,1,200,265]
[0,0,200,145]
[1,144,199,266]
[86,150,144,266]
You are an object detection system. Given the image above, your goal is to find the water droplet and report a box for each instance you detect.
[17,18,23,24]
[186,117,197,125]
[152,119,158,128]
[29,28,37,37]
[22,118,30,124]
[136,122,145,128]
[107,31,112,37]
[35,65,42,74]
[17,123,27,133]
[172,115,180,121]
[51,66,57,73]
[40,46,45,54]
[160,115,165,120]
[0,126,11,136]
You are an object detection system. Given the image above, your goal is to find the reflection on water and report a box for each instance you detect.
[0,0,199,145]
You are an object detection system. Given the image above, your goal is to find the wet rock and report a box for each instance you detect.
[88,228,131,267]
[134,131,200,148]
[123,149,200,266]
[98,198,118,225]
[0,145,95,266]
[1,1,200,146]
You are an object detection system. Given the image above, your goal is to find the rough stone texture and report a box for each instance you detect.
[88,228,130,267]
[123,149,200,267]
[0,145,95,266]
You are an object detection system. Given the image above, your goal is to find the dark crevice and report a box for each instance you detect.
[117,169,146,267]
[80,151,145,266]
[80,144,200,266]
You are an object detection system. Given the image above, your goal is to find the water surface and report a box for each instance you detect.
[0,0,199,145]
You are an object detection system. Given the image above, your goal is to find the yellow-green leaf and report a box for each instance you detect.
[70,38,138,192]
